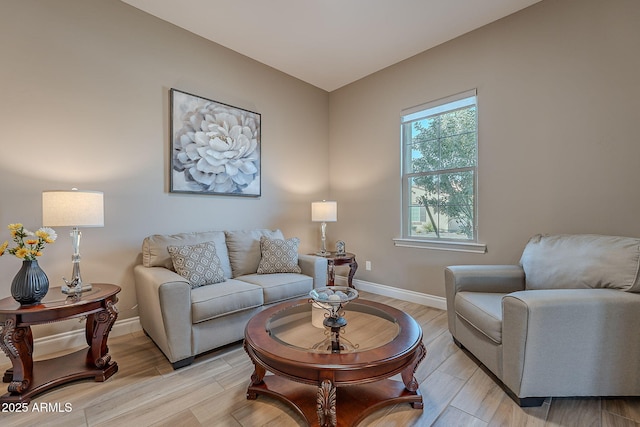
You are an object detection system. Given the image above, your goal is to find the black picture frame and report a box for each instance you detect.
[170,88,261,196]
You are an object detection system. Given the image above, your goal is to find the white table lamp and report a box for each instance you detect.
[42,189,104,295]
[312,200,337,256]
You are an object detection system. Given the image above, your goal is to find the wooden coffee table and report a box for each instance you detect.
[244,298,425,427]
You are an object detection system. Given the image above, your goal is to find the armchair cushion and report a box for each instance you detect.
[520,234,640,291]
[455,292,503,344]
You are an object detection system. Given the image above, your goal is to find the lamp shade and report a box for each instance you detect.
[312,201,337,222]
[42,190,104,227]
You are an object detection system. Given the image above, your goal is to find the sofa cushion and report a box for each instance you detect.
[190,279,264,324]
[225,229,284,277]
[168,242,225,288]
[257,236,302,274]
[455,292,504,344]
[142,230,232,279]
[520,234,640,292]
[237,273,312,304]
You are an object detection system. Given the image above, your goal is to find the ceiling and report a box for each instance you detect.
[121,0,542,92]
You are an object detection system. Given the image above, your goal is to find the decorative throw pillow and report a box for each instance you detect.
[142,230,232,278]
[168,241,225,288]
[225,229,285,277]
[257,236,302,274]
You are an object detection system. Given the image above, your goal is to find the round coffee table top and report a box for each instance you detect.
[244,297,423,386]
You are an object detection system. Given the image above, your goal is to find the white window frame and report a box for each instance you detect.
[394,89,486,253]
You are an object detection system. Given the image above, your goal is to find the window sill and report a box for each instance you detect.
[393,238,487,254]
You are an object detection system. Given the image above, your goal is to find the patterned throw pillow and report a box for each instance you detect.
[225,229,284,277]
[168,241,225,288]
[257,236,302,274]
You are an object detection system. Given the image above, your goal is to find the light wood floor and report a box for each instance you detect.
[2,291,640,426]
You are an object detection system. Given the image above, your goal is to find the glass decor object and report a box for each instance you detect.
[309,286,359,352]
[42,189,104,295]
[11,260,49,306]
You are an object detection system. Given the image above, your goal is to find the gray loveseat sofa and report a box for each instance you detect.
[445,234,640,406]
[134,229,327,368]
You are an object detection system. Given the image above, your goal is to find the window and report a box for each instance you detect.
[397,89,484,252]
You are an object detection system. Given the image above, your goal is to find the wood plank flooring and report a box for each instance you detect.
[2,291,640,426]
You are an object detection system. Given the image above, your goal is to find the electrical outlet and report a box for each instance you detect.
[365,261,372,271]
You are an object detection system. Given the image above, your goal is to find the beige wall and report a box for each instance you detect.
[0,0,329,337]
[329,0,640,296]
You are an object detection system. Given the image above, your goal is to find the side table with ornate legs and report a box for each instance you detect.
[0,284,120,403]
[317,252,358,288]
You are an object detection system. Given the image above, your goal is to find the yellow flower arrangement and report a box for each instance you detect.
[0,223,57,261]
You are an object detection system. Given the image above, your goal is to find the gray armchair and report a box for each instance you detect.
[445,234,640,406]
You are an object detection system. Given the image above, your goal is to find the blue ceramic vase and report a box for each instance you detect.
[11,260,49,306]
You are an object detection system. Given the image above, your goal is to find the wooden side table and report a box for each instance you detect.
[326,252,358,287]
[0,283,120,403]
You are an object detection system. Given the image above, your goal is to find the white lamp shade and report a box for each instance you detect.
[42,190,104,227]
[312,201,337,222]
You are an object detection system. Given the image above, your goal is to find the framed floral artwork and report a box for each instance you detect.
[170,89,261,196]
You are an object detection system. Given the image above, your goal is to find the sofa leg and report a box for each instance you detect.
[452,337,464,349]
[514,396,546,407]
[499,379,546,407]
[172,357,195,370]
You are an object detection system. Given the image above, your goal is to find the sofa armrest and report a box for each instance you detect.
[502,289,640,398]
[298,254,328,288]
[445,265,525,337]
[133,265,193,364]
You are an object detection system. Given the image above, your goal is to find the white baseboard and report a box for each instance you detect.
[0,316,142,366]
[334,276,447,310]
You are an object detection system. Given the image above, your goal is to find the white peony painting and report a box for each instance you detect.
[170,89,261,196]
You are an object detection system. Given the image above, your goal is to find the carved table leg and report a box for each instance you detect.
[85,300,118,368]
[327,261,336,286]
[0,318,34,395]
[401,341,426,409]
[244,341,266,400]
[250,361,266,385]
[246,362,266,400]
[347,259,358,288]
[317,379,337,427]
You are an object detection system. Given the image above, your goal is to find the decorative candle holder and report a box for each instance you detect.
[309,286,359,352]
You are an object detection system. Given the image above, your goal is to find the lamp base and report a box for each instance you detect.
[315,250,331,257]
